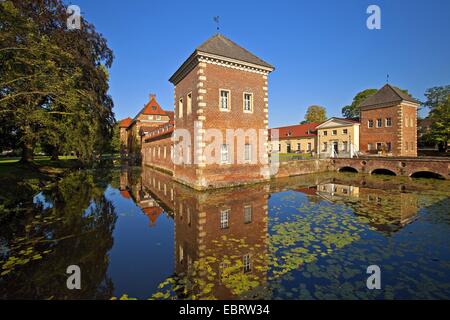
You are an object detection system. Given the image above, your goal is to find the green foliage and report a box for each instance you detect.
[423,94,450,151]
[0,0,115,164]
[342,89,377,119]
[110,123,121,153]
[422,85,450,112]
[303,105,327,124]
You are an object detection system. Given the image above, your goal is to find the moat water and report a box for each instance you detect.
[1,166,450,299]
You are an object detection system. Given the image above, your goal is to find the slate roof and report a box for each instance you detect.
[196,34,273,69]
[359,84,419,110]
[169,34,274,84]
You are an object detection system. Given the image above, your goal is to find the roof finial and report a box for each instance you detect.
[213,16,220,32]
[386,74,389,84]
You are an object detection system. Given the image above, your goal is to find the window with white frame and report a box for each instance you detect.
[332,130,337,136]
[343,129,348,134]
[243,254,251,273]
[221,144,229,164]
[156,115,161,120]
[307,143,312,151]
[187,92,192,115]
[405,117,409,127]
[342,141,348,151]
[385,117,392,127]
[322,142,327,152]
[376,118,382,128]
[220,90,230,111]
[243,93,253,112]
[220,209,230,229]
[368,120,374,128]
[244,205,252,224]
[178,98,183,118]
[244,144,252,162]
[410,117,414,127]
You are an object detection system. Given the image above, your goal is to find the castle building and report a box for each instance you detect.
[359,84,419,157]
[269,122,319,155]
[119,95,173,155]
[142,34,275,190]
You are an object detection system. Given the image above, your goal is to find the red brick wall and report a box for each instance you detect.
[142,135,174,174]
[173,61,270,189]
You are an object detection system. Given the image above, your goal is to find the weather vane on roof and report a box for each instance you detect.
[386,74,390,83]
[213,16,220,32]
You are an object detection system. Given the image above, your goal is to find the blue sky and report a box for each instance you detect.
[74,0,450,127]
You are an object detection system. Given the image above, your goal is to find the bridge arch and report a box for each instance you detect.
[410,170,446,180]
[370,168,397,176]
[337,166,359,173]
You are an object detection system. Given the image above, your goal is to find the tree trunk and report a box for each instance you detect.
[50,148,59,161]
[19,141,34,164]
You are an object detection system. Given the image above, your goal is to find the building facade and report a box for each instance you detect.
[142,34,275,190]
[315,118,360,157]
[359,84,419,157]
[119,95,173,156]
[269,122,319,155]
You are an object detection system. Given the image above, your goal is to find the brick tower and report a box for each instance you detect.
[169,34,274,189]
[359,84,419,157]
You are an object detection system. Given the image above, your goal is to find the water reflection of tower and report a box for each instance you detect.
[173,183,270,299]
[138,165,270,299]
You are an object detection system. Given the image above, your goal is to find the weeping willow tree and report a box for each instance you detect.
[0,0,115,164]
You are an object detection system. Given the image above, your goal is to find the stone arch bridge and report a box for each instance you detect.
[332,157,450,179]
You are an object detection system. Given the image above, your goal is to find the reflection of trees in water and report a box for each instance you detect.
[0,170,117,299]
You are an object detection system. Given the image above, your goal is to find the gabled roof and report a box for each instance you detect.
[127,95,173,129]
[269,122,319,140]
[119,117,132,128]
[197,34,273,69]
[359,84,419,110]
[141,95,167,116]
[316,117,360,129]
[169,34,274,85]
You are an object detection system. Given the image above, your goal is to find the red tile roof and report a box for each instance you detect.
[119,117,132,128]
[142,95,167,116]
[165,111,174,121]
[269,122,319,140]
